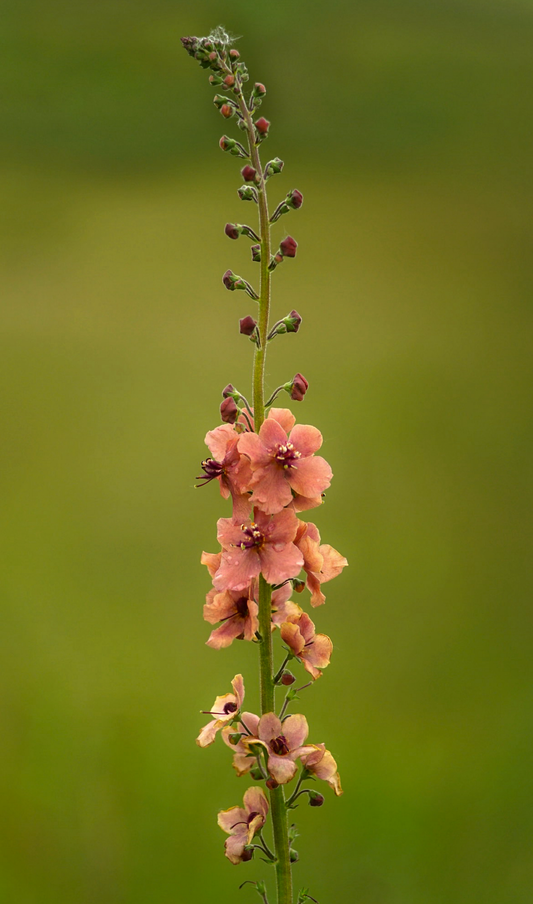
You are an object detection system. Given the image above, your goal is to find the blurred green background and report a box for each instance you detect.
[1,1,532,902]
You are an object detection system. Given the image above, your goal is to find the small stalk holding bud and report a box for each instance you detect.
[183,26,347,904]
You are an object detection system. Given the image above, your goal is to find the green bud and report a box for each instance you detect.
[290,849,299,863]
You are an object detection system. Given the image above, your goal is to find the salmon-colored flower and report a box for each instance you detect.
[237,408,333,515]
[280,611,333,679]
[295,520,348,607]
[203,586,259,649]
[301,743,343,796]
[197,423,253,522]
[196,674,245,748]
[222,711,260,775]
[244,712,315,784]
[213,507,303,592]
[217,786,269,864]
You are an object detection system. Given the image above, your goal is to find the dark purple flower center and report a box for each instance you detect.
[275,442,302,470]
[247,810,259,824]
[239,522,265,550]
[196,458,224,486]
[270,735,290,756]
[223,701,238,714]
[235,596,249,618]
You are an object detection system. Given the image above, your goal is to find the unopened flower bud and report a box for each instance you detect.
[241,165,258,183]
[219,135,236,152]
[222,269,237,290]
[290,373,309,401]
[220,397,238,424]
[229,48,240,60]
[266,778,279,790]
[225,223,241,240]
[239,315,257,336]
[281,670,296,686]
[213,94,228,109]
[250,244,261,262]
[309,791,325,807]
[265,157,284,179]
[253,82,267,98]
[290,849,299,863]
[223,74,235,88]
[228,731,242,745]
[280,235,298,258]
[208,51,217,62]
[238,185,258,202]
[287,188,304,209]
[241,847,254,862]
[292,578,306,593]
[254,117,270,138]
[284,309,302,332]
[222,383,237,399]
[250,764,264,781]
[220,104,233,119]
[209,74,223,87]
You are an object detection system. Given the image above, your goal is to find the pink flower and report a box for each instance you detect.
[280,611,333,679]
[244,712,315,784]
[203,584,259,648]
[217,786,269,864]
[213,507,304,592]
[295,520,348,607]
[301,743,343,796]
[238,408,332,514]
[196,674,245,748]
[197,424,253,522]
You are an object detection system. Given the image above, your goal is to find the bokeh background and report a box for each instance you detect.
[1,1,532,902]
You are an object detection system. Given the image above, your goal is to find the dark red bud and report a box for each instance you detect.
[222,383,236,398]
[241,165,258,183]
[239,316,257,336]
[287,189,303,209]
[220,397,238,424]
[309,792,325,807]
[251,244,261,262]
[219,135,235,151]
[266,778,279,790]
[241,847,254,862]
[290,373,309,401]
[222,269,236,289]
[224,223,240,240]
[255,117,270,136]
[280,235,298,258]
[223,74,235,88]
[220,104,233,119]
[286,310,302,332]
[253,82,267,97]
[281,671,296,686]
[293,578,306,593]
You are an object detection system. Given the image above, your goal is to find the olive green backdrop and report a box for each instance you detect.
[1,1,532,902]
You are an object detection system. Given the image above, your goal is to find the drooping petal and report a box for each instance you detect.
[243,785,269,820]
[267,753,298,784]
[307,571,326,607]
[280,621,305,656]
[318,544,348,582]
[268,408,296,433]
[289,455,332,499]
[201,550,222,578]
[291,492,324,512]
[289,424,323,457]
[196,719,220,747]
[224,832,248,864]
[231,674,245,708]
[214,548,261,592]
[203,589,236,624]
[206,618,245,649]
[259,542,303,586]
[305,633,333,669]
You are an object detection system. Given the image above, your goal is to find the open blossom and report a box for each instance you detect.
[295,519,348,607]
[201,553,259,648]
[222,712,260,775]
[280,611,333,679]
[197,423,253,522]
[196,674,245,748]
[243,712,314,784]
[217,786,269,864]
[237,408,332,514]
[301,743,343,796]
[213,507,303,592]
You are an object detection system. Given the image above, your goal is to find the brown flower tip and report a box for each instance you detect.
[220,397,238,424]
[224,223,240,240]
[309,791,325,807]
[222,383,237,399]
[266,778,279,790]
[280,235,298,258]
[281,670,296,686]
[287,189,303,209]
[290,373,309,401]
[241,164,258,183]
[239,315,257,336]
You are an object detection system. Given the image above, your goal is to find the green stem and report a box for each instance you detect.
[234,83,293,904]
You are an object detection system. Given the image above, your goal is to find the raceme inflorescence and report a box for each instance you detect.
[182,27,348,904]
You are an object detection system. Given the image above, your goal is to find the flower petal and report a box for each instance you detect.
[214,548,261,592]
[268,408,296,433]
[282,713,309,749]
[205,424,236,460]
[258,416,288,451]
[289,424,323,456]
[258,712,282,742]
[217,805,247,835]
[231,674,245,708]
[243,785,269,820]
[259,542,303,585]
[267,753,298,784]
[289,455,332,499]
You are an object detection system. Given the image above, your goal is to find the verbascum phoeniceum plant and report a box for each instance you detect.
[183,27,348,904]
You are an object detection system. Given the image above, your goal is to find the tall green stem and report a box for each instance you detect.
[236,88,293,904]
